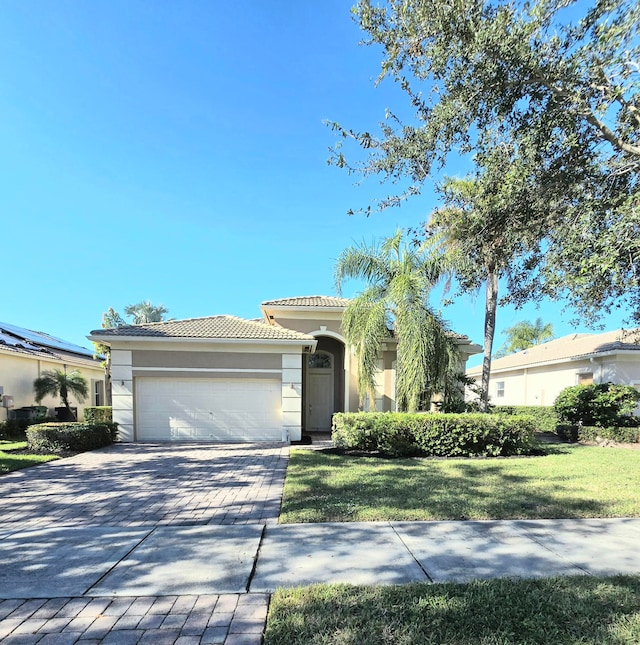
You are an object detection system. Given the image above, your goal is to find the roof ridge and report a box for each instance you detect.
[106,314,242,329]
[91,314,316,341]
[261,295,351,305]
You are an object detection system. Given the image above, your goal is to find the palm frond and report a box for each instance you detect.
[335,230,460,412]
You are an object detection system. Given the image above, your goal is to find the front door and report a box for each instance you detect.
[306,351,334,432]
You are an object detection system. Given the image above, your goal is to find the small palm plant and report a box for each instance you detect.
[33,369,88,421]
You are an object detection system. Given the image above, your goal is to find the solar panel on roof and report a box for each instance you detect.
[0,332,30,348]
[0,322,95,357]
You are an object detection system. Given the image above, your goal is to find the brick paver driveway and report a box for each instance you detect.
[0,442,289,644]
[1,442,288,528]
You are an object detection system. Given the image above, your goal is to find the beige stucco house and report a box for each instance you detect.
[0,322,105,422]
[466,329,640,407]
[90,296,482,443]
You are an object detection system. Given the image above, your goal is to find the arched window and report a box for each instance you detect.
[308,351,333,369]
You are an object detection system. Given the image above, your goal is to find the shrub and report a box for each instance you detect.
[332,412,537,458]
[83,406,113,423]
[556,424,579,442]
[577,425,640,444]
[492,406,558,433]
[0,416,57,440]
[554,383,640,427]
[26,422,115,452]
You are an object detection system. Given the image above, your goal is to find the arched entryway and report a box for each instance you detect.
[303,335,345,432]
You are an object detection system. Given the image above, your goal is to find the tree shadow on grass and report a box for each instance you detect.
[265,575,640,645]
[282,447,634,522]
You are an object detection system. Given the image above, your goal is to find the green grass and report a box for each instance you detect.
[264,576,640,644]
[281,444,640,522]
[0,440,59,474]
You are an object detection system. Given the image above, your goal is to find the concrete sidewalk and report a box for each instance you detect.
[2,517,640,643]
[2,518,639,600]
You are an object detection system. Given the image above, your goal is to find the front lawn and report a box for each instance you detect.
[264,576,640,645]
[0,440,59,475]
[281,444,640,522]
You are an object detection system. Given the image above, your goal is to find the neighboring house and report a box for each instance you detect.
[466,329,640,407]
[0,322,105,422]
[90,296,482,443]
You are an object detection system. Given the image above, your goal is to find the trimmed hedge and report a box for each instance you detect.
[556,424,579,442]
[26,422,118,452]
[492,406,558,433]
[83,406,112,423]
[0,417,57,441]
[332,412,537,457]
[558,424,640,444]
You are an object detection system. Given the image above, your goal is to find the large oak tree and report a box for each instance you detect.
[330,0,639,325]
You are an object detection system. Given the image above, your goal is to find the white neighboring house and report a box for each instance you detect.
[466,329,640,407]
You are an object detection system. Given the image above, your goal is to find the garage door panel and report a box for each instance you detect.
[136,378,282,442]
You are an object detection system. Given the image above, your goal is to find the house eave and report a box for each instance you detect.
[88,334,318,352]
[0,344,103,369]
[467,348,640,377]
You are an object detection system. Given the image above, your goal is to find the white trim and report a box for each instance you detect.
[308,329,353,412]
[134,367,281,374]
[307,329,346,343]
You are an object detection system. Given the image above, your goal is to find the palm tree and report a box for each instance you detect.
[494,318,554,357]
[33,369,88,421]
[426,143,543,411]
[124,301,169,324]
[335,230,459,413]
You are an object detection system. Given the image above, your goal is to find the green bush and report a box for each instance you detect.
[0,416,57,440]
[578,425,640,443]
[556,424,579,442]
[332,412,537,458]
[26,422,115,452]
[83,406,112,423]
[554,383,640,427]
[492,406,558,433]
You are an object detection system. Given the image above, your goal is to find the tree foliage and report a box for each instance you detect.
[494,318,555,358]
[124,300,170,324]
[425,143,546,409]
[554,383,640,427]
[33,369,88,420]
[335,231,459,412]
[330,0,639,324]
[95,303,168,406]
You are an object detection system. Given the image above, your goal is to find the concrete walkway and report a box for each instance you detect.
[2,444,640,644]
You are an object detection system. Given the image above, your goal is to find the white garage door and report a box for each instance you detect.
[136,378,282,442]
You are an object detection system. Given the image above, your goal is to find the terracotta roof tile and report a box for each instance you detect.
[467,329,640,375]
[261,295,350,308]
[90,315,315,341]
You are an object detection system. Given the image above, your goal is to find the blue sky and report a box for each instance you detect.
[0,1,628,368]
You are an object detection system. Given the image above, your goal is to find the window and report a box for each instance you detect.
[496,381,505,398]
[93,380,105,406]
[577,373,593,385]
[308,352,332,369]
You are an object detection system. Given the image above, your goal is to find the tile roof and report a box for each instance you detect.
[90,315,315,341]
[467,329,640,375]
[261,296,351,308]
